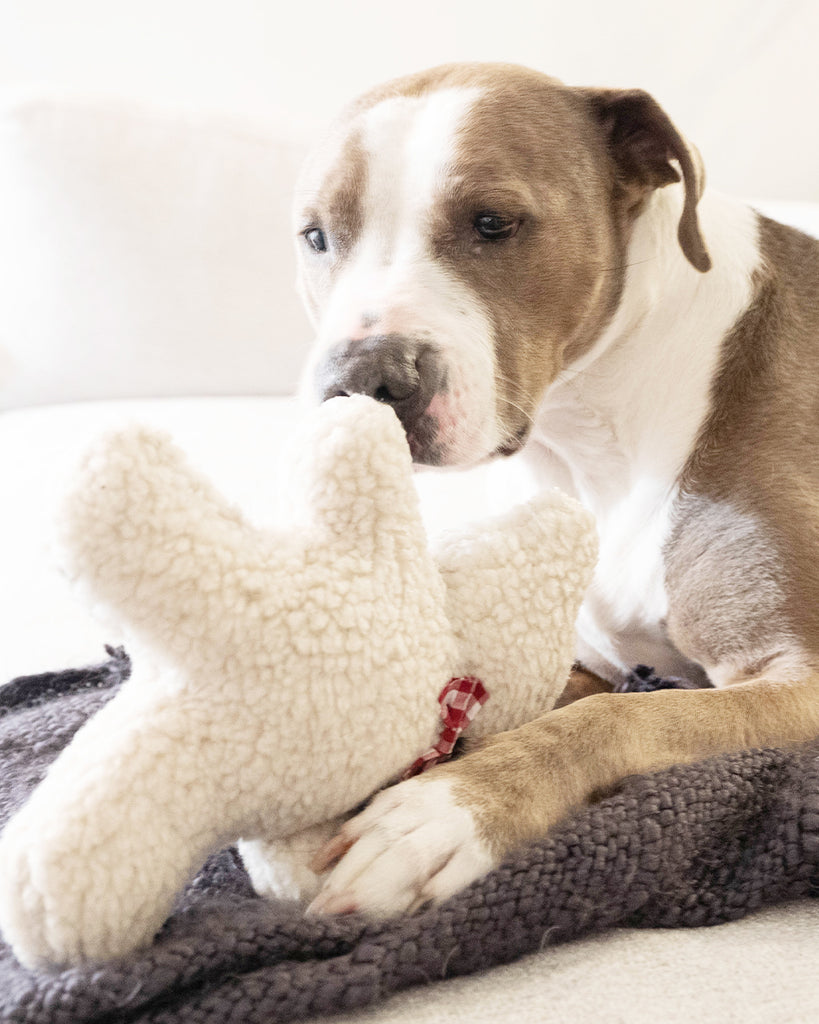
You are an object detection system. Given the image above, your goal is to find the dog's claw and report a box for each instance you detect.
[306,890,359,915]
[309,832,356,874]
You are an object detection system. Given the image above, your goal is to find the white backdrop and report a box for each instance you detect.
[0,0,817,201]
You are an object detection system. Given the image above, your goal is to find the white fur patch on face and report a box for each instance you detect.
[360,88,481,262]
[303,87,503,465]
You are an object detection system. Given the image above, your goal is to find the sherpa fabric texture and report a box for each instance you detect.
[0,394,598,969]
[0,650,817,1024]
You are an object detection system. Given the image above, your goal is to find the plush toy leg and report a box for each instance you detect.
[0,677,252,968]
[238,816,346,902]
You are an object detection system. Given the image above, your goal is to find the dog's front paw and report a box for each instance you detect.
[307,774,496,917]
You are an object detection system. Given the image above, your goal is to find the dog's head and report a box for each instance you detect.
[294,63,709,466]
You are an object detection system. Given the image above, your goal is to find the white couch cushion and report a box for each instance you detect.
[0,93,312,409]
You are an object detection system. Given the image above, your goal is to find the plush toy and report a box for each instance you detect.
[0,395,597,969]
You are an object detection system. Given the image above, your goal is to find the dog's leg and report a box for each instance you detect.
[552,664,613,708]
[309,663,819,916]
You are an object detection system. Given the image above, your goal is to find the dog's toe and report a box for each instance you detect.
[308,775,495,918]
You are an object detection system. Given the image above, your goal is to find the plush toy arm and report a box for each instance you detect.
[64,427,290,673]
[434,490,598,738]
[0,674,259,968]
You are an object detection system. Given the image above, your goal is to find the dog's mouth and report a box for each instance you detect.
[313,335,514,468]
[407,414,530,467]
[493,422,532,458]
[406,412,446,466]
[405,390,503,468]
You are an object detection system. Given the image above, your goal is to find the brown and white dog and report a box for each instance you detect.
[294,62,819,916]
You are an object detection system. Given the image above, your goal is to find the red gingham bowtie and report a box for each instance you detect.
[402,676,490,780]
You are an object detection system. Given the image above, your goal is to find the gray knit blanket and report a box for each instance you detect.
[1,649,817,1024]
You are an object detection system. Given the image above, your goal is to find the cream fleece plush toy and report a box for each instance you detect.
[0,395,597,969]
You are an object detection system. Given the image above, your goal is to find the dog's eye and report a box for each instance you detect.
[303,228,328,253]
[473,213,520,241]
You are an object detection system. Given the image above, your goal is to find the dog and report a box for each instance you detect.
[292,62,819,916]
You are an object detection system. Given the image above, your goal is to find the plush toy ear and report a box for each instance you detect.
[291,395,426,551]
[580,87,711,273]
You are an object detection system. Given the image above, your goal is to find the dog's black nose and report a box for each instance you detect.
[315,335,446,436]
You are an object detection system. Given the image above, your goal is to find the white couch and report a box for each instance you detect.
[1,92,817,1023]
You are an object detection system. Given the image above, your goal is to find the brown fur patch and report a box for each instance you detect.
[427,75,628,449]
[667,214,819,668]
[294,130,369,319]
[579,88,711,273]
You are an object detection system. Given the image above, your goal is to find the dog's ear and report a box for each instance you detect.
[580,88,711,273]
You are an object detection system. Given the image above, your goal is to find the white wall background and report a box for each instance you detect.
[0,0,817,200]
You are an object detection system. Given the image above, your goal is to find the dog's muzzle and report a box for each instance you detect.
[314,335,448,463]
